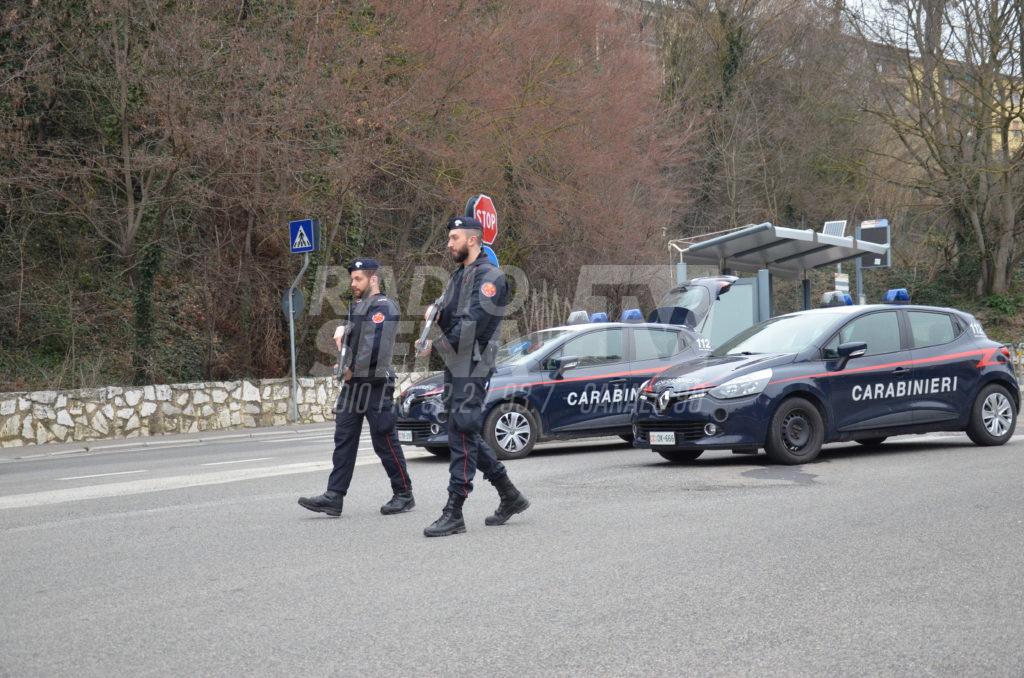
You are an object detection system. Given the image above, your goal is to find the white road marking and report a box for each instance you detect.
[234,436,331,446]
[143,441,206,451]
[0,451,431,510]
[59,470,148,481]
[201,457,275,466]
[3,433,368,466]
[0,427,340,461]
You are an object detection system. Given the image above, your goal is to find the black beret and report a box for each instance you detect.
[446,216,483,232]
[347,258,380,273]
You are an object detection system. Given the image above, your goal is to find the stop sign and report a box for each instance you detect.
[466,194,498,245]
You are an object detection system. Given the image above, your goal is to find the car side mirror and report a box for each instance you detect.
[834,341,867,369]
[551,355,580,379]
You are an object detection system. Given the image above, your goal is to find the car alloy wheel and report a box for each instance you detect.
[967,384,1017,446]
[485,403,539,460]
[495,411,531,454]
[982,391,1013,437]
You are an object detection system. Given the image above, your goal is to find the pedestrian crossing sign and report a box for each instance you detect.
[289,219,319,254]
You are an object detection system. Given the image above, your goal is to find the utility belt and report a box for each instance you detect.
[342,372,395,391]
[438,335,499,370]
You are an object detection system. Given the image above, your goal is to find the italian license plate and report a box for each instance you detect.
[398,429,413,442]
[650,431,676,446]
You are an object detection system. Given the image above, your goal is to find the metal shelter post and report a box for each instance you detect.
[675,261,687,285]
[668,240,688,285]
[757,268,772,321]
[855,223,865,304]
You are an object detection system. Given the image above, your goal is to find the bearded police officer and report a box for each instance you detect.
[418,216,530,537]
[298,258,414,517]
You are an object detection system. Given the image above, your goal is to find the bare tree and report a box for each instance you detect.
[848,0,1024,295]
[652,0,881,236]
[0,0,697,390]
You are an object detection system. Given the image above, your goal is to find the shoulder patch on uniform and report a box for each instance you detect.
[371,312,385,324]
[481,282,497,298]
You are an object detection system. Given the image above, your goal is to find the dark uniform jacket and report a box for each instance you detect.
[340,292,401,382]
[436,255,508,374]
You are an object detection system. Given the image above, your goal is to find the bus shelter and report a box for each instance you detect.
[673,222,890,311]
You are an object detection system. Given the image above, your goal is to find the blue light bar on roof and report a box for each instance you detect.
[620,308,643,322]
[884,288,910,304]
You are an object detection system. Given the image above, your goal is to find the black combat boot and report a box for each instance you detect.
[380,491,415,515]
[485,475,530,526]
[423,492,466,537]
[297,490,344,517]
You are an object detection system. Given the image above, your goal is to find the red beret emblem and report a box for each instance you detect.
[372,312,385,324]
[481,282,497,298]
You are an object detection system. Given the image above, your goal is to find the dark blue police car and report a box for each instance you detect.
[397,321,711,459]
[634,303,1019,464]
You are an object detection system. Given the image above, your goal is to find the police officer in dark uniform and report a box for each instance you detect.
[418,217,530,537]
[298,258,414,517]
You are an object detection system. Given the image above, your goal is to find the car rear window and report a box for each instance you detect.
[908,311,956,348]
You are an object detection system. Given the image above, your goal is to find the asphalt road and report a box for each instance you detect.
[1,426,1022,677]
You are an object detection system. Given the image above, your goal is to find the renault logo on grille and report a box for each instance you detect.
[657,390,672,412]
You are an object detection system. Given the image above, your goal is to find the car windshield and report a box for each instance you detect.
[495,329,574,366]
[713,313,842,357]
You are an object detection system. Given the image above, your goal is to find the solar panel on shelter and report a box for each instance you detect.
[822,220,847,237]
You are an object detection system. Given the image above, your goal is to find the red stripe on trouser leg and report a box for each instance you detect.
[384,434,408,492]
[461,432,469,497]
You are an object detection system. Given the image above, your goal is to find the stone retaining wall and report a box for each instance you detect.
[0,374,428,448]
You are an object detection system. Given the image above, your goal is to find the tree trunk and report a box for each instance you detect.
[989,225,1014,295]
[132,242,162,385]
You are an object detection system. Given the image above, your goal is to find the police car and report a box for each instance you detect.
[634,301,1019,464]
[397,319,712,459]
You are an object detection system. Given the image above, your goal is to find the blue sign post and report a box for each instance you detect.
[286,219,320,421]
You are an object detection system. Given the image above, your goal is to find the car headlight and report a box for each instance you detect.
[709,369,773,399]
[639,379,652,394]
[400,392,415,415]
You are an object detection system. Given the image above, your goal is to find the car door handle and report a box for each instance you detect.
[608,378,628,385]
[891,367,910,375]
